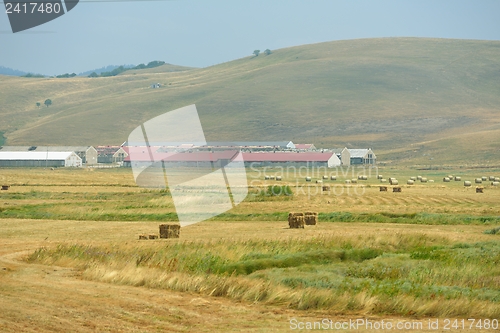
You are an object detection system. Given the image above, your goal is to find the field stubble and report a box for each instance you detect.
[1,167,500,331]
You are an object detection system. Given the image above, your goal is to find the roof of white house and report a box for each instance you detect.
[0,151,79,160]
[348,149,371,158]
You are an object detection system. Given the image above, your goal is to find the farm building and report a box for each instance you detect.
[123,150,240,168]
[329,147,351,165]
[123,150,340,168]
[241,152,341,168]
[347,148,376,165]
[0,146,97,165]
[0,151,82,167]
[96,146,128,164]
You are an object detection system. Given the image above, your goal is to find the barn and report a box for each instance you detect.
[241,152,341,168]
[123,150,239,168]
[0,151,82,167]
[0,146,97,165]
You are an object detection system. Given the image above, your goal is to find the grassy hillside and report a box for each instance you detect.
[1,37,499,165]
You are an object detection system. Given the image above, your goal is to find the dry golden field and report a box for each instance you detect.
[1,166,499,332]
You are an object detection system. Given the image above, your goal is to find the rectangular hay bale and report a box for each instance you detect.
[159,224,181,238]
[304,212,318,225]
[288,212,305,228]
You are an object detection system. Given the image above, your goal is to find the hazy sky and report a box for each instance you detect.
[1,0,500,75]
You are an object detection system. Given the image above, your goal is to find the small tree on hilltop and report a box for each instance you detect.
[264,49,272,55]
[253,50,260,57]
[44,99,52,107]
[36,102,41,108]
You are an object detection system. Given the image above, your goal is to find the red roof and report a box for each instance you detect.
[241,152,333,162]
[124,150,239,162]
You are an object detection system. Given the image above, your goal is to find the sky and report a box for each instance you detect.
[1,0,500,76]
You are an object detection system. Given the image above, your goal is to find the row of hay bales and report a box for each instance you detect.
[305,176,337,182]
[288,212,318,228]
[379,186,402,192]
[264,175,282,181]
[139,224,180,240]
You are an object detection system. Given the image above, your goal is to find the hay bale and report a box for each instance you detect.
[322,175,328,179]
[492,181,499,186]
[345,179,351,184]
[330,175,337,181]
[417,176,422,181]
[316,180,323,184]
[393,187,402,193]
[464,181,472,187]
[276,176,282,181]
[482,176,487,181]
[380,179,387,183]
[351,179,358,183]
[362,175,368,180]
[149,234,158,239]
[410,177,417,181]
[288,212,305,228]
[428,180,434,183]
[475,178,482,184]
[489,176,495,181]
[476,187,484,193]
[304,212,318,225]
[454,176,461,181]
[322,186,330,192]
[139,235,148,240]
[380,186,388,192]
[377,175,383,179]
[495,177,500,182]
[269,176,275,180]
[159,224,180,239]
[443,177,450,182]
[448,175,454,180]
[421,177,428,183]
[264,175,270,180]
[407,180,414,185]
[1,185,9,190]
[305,177,312,182]
[389,179,398,185]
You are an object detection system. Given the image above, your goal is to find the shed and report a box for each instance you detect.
[241,152,341,168]
[0,151,82,167]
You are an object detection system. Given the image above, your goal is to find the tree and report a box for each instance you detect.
[264,49,272,55]
[253,50,260,57]
[36,102,41,108]
[88,72,98,78]
[44,99,52,107]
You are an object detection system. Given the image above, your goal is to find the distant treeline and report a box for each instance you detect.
[18,61,166,79]
[88,61,166,78]
[22,73,45,78]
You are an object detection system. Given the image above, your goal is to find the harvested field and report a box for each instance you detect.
[1,167,500,332]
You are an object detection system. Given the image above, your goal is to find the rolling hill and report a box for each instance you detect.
[1,37,499,166]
